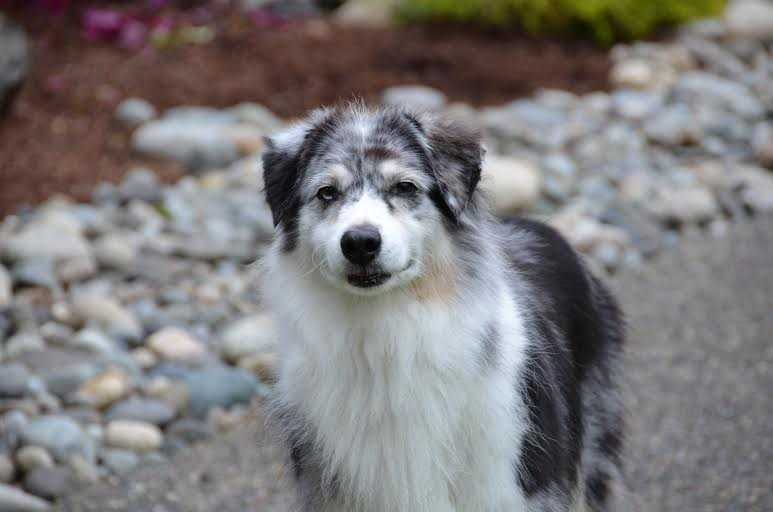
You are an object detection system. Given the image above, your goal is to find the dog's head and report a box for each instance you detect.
[262,104,483,296]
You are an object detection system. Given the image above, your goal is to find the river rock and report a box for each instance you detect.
[184,367,258,418]
[382,85,447,111]
[0,363,30,398]
[20,416,89,463]
[480,155,541,215]
[0,218,91,265]
[105,397,176,426]
[0,482,51,512]
[676,71,764,119]
[0,264,10,309]
[93,234,138,270]
[752,123,773,168]
[725,0,773,41]
[132,115,244,172]
[647,185,719,224]
[15,446,54,473]
[115,98,157,127]
[0,453,14,483]
[146,327,206,364]
[217,314,277,363]
[610,59,656,90]
[732,165,773,214]
[76,368,132,409]
[23,466,70,500]
[0,15,28,116]
[104,420,163,453]
[70,294,142,344]
[101,448,139,475]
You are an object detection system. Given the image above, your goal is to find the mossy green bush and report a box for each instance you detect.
[395,0,727,44]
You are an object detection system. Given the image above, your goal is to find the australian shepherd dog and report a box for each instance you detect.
[259,103,625,512]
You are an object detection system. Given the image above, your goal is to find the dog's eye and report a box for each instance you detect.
[316,186,339,202]
[393,181,418,196]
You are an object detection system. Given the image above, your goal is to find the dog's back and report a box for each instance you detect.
[502,218,625,510]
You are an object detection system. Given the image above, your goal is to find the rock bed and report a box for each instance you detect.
[2,5,773,510]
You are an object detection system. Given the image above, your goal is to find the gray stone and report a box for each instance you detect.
[105,397,176,426]
[0,219,91,264]
[104,420,163,453]
[479,155,542,215]
[0,410,28,451]
[132,117,242,172]
[71,294,142,344]
[92,234,137,271]
[39,323,74,346]
[23,466,70,500]
[15,446,54,473]
[0,363,30,398]
[676,71,764,119]
[482,100,569,148]
[22,349,100,398]
[20,416,89,463]
[56,254,97,283]
[4,331,45,359]
[100,449,139,476]
[732,165,773,214]
[66,455,99,484]
[226,103,284,133]
[612,90,664,120]
[541,153,577,201]
[0,15,28,116]
[118,168,162,202]
[115,98,157,127]
[0,264,10,309]
[724,0,773,40]
[752,122,773,168]
[0,482,51,511]
[10,259,58,290]
[643,104,701,146]
[0,453,14,483]
[381,85,447,111]
[647,185,719,224]
[184,367,259,418]
[217,314,277,364]
[71,328,115,355]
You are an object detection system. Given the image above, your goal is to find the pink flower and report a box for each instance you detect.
[82,9,126,42]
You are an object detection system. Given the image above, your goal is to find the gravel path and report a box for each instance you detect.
[58,215,773,512]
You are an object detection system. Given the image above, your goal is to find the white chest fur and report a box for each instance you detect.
[266,256,530,511]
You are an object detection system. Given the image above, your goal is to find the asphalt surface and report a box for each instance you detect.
[59,216,773,512]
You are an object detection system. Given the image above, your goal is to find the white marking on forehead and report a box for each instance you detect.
[379,159,404,180]
[339,191,390,229]
[329,164,352,185]
[352,114,374,145]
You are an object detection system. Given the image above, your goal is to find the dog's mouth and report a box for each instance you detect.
[346,271,391,288]
[345,261,414,289]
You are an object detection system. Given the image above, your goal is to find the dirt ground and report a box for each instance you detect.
[0,4,610,216]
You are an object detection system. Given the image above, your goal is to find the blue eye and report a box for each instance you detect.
[316,186,339,202]
[393,181,418,195]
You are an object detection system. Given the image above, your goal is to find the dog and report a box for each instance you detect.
[259,103,625,512]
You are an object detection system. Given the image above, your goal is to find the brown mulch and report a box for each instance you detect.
[0,6,611,216]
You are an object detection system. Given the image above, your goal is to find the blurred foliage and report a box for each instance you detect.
[395,0,727,44]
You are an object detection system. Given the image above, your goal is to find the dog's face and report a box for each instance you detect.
[262,105,483,296]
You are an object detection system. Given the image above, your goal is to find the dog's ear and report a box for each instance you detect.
[414,114,484,222]
[262,108,336,228]
[262,127,305,227]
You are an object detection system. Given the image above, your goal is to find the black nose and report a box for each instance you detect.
[341,225,382,265]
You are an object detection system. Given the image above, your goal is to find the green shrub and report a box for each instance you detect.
[395,0,727,44]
